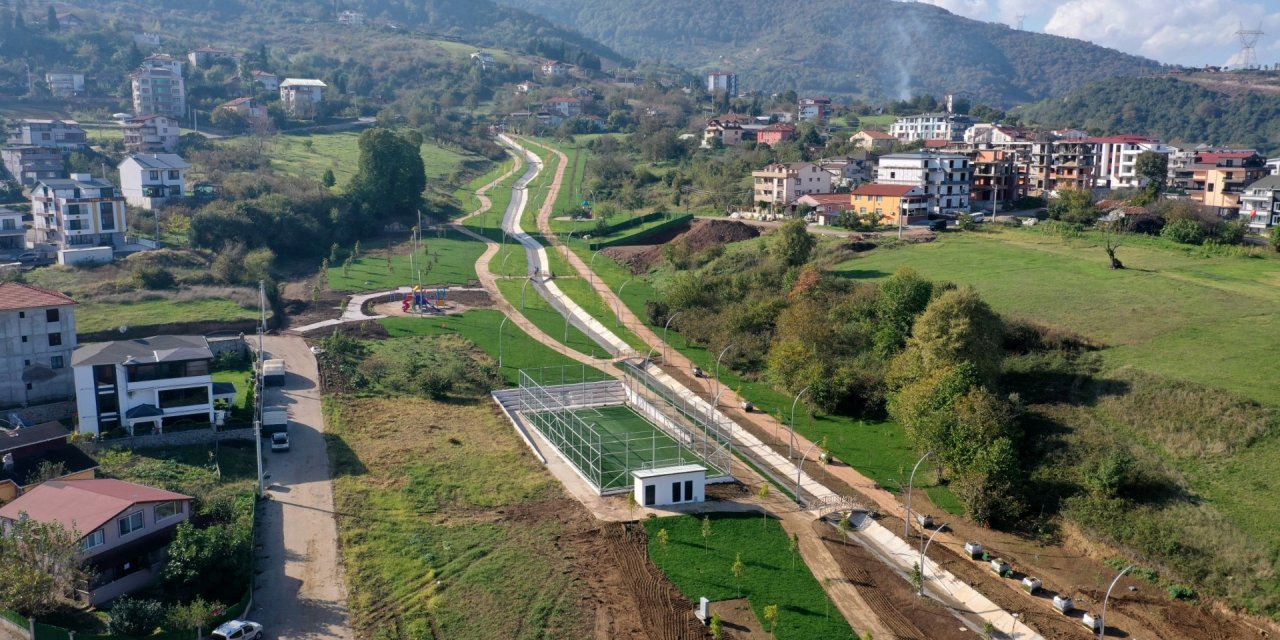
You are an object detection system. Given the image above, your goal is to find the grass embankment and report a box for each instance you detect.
[77,299,259,335]
[325,228,486,292]
[494,278,605,360]
[268,130,484,191]
[379,311,602,385]
[452,157,515,218]
[645,513,857,639]
[326,395,591,639]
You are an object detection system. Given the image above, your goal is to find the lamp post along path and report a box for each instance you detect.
[1100,564,1136,640]
[789,385,811,460]
[905,450,934,539]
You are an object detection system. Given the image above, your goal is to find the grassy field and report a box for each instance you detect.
[268,130,483,190]
[495,278,606,359]
[96,441,257,508]
[552,276,649,352]
[540,405,705,491]
[379,311,602,385]
[452,157,515,217]
[76,299,258,334]
[325,229,485,292]
[835,227,1280,406]
[326,395,591,639]
[645,513,857,639]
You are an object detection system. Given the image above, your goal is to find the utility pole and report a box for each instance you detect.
[254,281,266,497]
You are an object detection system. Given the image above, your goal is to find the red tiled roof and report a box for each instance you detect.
[1197,151,1260,164]
[798,194,853,205]
[0,479,190,537]
[850,184,918,197]
[1085,135,1158,144]
[762,123,796,132]
[0,283,76,311]
[856,130,895,139]
[923,139,950,148]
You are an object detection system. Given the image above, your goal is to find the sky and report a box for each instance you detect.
[918,0,1280,68]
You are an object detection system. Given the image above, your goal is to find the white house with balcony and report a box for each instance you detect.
[890,113,976,143]
[119,154,188,210]
[279,78,326,117]
[0,207,24,251]
[72,335,236,436]
[1241,175,1280,232]
[752,162,832,212]
[29,174,128,252]
[877,152,972,214]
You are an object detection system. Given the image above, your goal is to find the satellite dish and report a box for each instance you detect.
[118,325,129,334]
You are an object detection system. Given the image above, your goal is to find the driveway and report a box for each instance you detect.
[252,335,351,639]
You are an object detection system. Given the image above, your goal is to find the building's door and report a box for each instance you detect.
[672,481,682,503]
[644,484,656,507]
[684,480,694,501]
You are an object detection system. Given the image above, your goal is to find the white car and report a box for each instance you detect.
[211,620,263,640]
[270,432,290,452]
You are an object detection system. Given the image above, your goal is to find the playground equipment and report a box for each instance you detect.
[402,286,449,314]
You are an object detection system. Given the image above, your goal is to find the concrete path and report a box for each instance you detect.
[252,335,351,640]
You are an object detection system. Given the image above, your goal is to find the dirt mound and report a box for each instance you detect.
[604,219,760,273]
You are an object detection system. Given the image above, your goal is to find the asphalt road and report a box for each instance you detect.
[251,335,351,639]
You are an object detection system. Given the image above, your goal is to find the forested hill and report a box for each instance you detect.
[1018,77,1280,154]
[494,0,1160,105]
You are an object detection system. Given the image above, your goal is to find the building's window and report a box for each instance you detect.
[66,203,81,216]
[67,218,84,231]
[46,308,59,323]
[17,312,23,319]
[118,511,145,537]
[154,501,183,521]
[168,170,180,180]
[20,336,27,343]
[149,171,160,181]
[100,204,115,231]
[159,386,210,409]
[48,333,62,347]
[51,356,64,369]
[80,529,105,551]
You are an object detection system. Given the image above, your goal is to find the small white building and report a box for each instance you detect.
[541,61,568,77]
[877,152,972,214]
[45,72,85,97]
[30,174,128,251]
[0,207,24,251]
[279,78,327,117]
[72,335,236,436]
[251,70,280,93]
[119,154,188,210]
[752,162,833,211]
[633,465,706,507]
[890,112,976,143]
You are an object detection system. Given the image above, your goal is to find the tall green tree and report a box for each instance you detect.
[888,287,1004,388]
[770,218,815,267]
[44,5,55,31]
[348,128,426,223]
[0,516,87,616]
[1135,151,1167,193]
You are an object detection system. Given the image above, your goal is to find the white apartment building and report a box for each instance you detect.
[5,119,87,150]
[752,162,832,211]
[707,71,738,98]
[1267,157,1280,176]
[1,146,64,186]
[29,174,128,251]
[1240,175,1280,232]
[890,112,976,143]
[119,154,188,210]
[279,78,326,117]
[44,72,85,97]
[131,63,186,118]
[0,207,23,251]
[1092,135,1173,190]
[0,282,77,407]
[122,114,180,153]
[877,152,972,214]
[73,335,235,435]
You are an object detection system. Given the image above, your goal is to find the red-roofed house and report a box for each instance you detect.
[923,139,951,149]
[849,183,929,226]
[757,123,797,147]
[0,282,77,407]
[0,421,99,503]
[850,130,895,153]
[796,193,856,224]
[543,96,583,118]
[216,97,268,120]
[0,479,192,604]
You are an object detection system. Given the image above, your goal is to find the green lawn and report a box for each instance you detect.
[379,311,603,385]
[835,227,1280,406]
[95,442,257,508]
[645,513,857,640]
[495,278,606,359]
[76,299,258,335]
[452,158,515,218]
[536,405,704,491]
[326,229,485,292]
[268,130,481,190]
[553,276,649,352]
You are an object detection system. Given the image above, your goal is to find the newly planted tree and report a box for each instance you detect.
[657,528,670,557]
[731,552,746,598]
[757,483,771,528]
[764,603,779,639]
[789,532,800,570]
[701,515,712,554]
[710,612,725,640]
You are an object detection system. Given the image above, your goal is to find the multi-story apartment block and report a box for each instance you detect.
[44,72,85,97]
[0,282,77,407]
[29,174,128,251]
[0,207,24,250]
[797,97,832,122]
[707,71,738,98]
[1189,150,1267,215]
[849,183,930,226]
[876,152,972,214]
[1028,137,1098,195]
[131,57,186,118]
[969,149,1022,211]
[5,119,87,150]
[1092,135,1173,190]
[122,114,180,153]
[890,112,977,143]
[543,96,583,118]
[279,78,327,117]
[752,162,832,211]
[73,335,235,435]
[1,146,63,186]
[119,154,188,210]
[1240,176,1280,232]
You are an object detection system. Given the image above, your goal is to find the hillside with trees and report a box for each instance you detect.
[1018,76,1280,154]
[493,0,1161,105]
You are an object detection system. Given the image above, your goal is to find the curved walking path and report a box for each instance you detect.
[507,136,1043,639]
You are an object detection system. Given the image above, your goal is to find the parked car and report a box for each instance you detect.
[928,219,947,232]
[16,252,40,263]
[212,620,263,640]
[270,431,290,452]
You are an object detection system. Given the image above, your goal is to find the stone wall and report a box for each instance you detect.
[3,400,75,426]
[81,425,255,452]
[208,334,249,359]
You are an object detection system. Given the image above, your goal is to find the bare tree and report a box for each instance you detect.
[1102,223,1125,270]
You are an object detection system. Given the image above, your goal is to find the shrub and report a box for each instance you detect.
[1217,219,1246,245]
[1160,218,1205,245]
[108,597,166,637]
[132,265,177,290]
[1167,583,1196,600]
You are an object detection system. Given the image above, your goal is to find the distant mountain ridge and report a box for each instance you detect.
[494,0,1162,105]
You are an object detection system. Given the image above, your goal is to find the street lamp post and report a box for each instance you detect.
[498,315,509,368]
[615,277,634,327]
[714,344,734,408]
[918,523,947,597]
[788,385,811,460]
[589,250,602,287]
[794,439,822,507]
[904,450,935,538]
[662,311,684,362]
[500,251,513,278]
[1100,564,1136,640]
[521,276,532,309]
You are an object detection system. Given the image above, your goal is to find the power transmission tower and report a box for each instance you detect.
[1236,22,1264,69]
[1015,14,1027,31]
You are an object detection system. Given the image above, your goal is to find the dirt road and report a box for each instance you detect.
[252,335,351,639]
